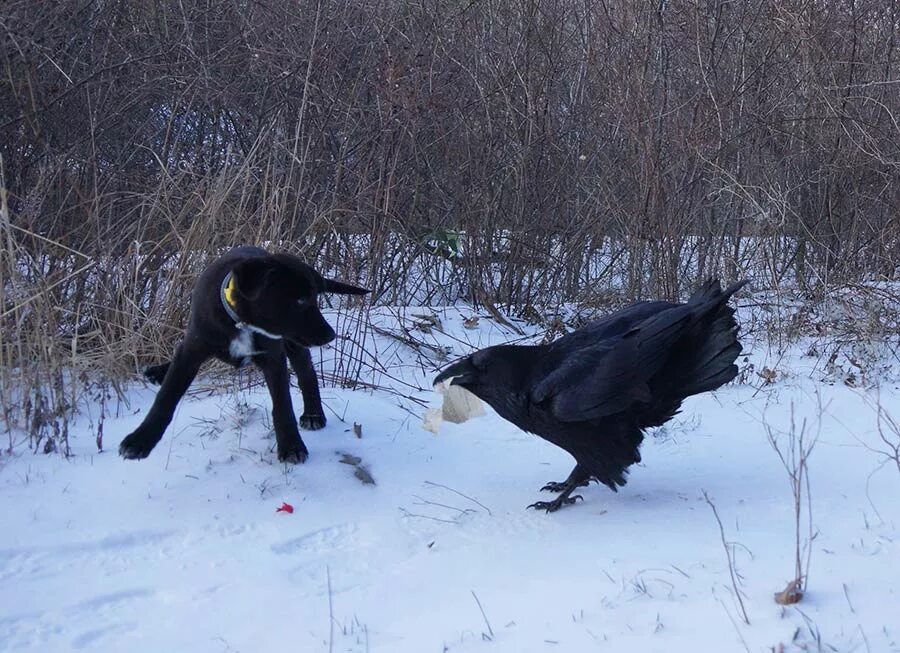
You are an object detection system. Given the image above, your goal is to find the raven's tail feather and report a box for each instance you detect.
[673,279,749,398]
[687,278,749,307]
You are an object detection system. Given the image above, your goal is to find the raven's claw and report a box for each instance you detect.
[540,481,569,493]
[527,494,584,513]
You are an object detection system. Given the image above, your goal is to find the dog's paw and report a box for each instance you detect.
[278,442,310,464]
[143,363,170,386]
[119,431,158,460]
[299,414,326,430]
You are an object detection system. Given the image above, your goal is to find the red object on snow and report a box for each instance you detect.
[276,502,294,514]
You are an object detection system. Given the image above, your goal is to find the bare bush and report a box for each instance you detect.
[765,398,822,602]
[703,490,751,625]
[868,395,900,477]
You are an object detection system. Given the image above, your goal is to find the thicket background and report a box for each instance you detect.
[2,0,899,446]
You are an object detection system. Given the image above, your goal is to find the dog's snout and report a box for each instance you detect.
[320,326,336,345]
[306,322,335,347]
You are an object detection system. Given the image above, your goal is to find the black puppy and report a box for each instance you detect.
[119,246,368,463]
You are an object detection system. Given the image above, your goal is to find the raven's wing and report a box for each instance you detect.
[531,305,693,422]
[564,300,676,344]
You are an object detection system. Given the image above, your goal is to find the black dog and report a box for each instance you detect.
[119,246,368,463]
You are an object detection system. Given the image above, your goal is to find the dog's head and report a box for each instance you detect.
[227,254,369,347]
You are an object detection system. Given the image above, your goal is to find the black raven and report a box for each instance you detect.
[433,279,749,512]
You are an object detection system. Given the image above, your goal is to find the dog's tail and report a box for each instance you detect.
[144,362,170,386]
[322,279,369,295]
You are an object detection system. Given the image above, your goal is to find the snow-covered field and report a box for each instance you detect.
[2,307,900,652]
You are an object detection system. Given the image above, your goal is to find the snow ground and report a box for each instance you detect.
[2,308,900,653]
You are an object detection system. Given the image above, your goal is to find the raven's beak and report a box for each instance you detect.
[433,356,477,388]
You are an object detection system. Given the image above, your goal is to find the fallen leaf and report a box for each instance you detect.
[412,313,443,333]
[774,579,803,605]
[759,366,777,384]
[354,465,376,485]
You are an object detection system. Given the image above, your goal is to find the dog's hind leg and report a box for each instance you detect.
[120,342,206,460]
[285,342,326,431]
[257,349,310,464]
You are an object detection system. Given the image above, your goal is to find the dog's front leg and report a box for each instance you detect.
[285,342,327,430]
[120,342,206,460]
[257,350,310,463]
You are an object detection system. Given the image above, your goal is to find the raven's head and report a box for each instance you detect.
[433,345,537,429]
[433,345,532,402]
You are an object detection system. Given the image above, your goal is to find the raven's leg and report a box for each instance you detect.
[528,465,591,513]
[540,463,591,493]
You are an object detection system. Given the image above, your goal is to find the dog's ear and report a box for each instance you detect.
[321,278,370,296]
[232,259,275,301]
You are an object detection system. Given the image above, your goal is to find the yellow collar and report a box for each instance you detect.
[223,273,238,309]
